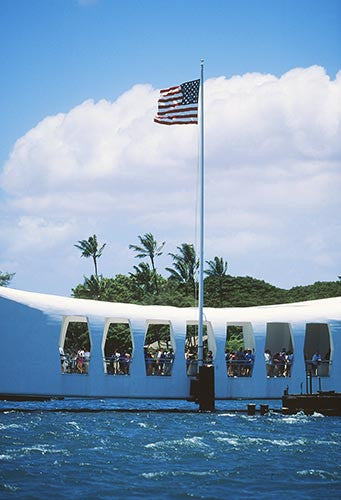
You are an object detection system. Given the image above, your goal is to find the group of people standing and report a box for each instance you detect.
[58,343,331,382]
[106,350,132,375]
[59,347,90,374]
[264,348,294,377]
[144,347,175,376]
[60,344,328,380]
[225,349,255,377]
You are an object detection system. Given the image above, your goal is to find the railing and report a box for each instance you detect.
[104,356,132,375]
[305,360,331,377]
[265,360,293,378]
[60,354,90,374]
[145,357,174,376]
[59,353,331,379]
[226,359,254,377]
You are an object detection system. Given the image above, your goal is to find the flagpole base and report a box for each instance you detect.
[189,365,215,412]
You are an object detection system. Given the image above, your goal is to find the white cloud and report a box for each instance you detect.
[3,216,75,253]
[1,66,340,294]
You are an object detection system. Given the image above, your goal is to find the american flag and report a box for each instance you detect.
[154,79,200,125]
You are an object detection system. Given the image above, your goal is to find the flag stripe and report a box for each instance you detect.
[157,105,197,115]
[159,88,181,97]
[158,95,182,104]
[157,102,198,110]
[154,115,198,121]
[159,85,180,93]
[158,102,190,110]
[158,90,182,100]
[157,106,198,116]
[154,118,198,125]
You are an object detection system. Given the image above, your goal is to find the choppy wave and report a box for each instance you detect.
[0,423,26,430]
[18,444,71,457]
[297,469,341,480]
[0,399,340,499]
[146,436,208,449]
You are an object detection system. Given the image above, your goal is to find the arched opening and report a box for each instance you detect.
[102,321,133,375]
[144,322,175,376]
[59,317,91,374]
[225,323,255,377]
[304,323,332,377]
[264,323,294,378]
[185,322,215,376]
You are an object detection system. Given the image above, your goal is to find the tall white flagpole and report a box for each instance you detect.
[198,59,205,369]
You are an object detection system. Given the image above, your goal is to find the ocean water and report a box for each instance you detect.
[0,399,340,499]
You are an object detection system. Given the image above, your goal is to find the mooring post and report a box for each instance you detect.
[260,404,269,415]
[247,404,256,416]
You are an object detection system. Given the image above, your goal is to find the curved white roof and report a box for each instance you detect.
[0,286,340,323]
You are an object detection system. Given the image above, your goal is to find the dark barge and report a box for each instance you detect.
[282,390,341,416]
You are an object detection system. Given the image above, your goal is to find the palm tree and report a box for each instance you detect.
[166,243,199,294]
[0,271,15,287]
[205,256,228,307]
[129,233,165,293]
[74,234,106,277]
[81,274,111,301]
[129,262,155,295]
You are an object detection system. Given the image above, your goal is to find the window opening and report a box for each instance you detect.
[225,325,255,377]
[60,319,91,374]
[185,324,213,376]
[264,323,294,378]
[304,323,331,377]
[103,322,133,375]
[144,323,174,376]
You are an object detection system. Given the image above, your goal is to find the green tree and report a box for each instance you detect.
[72,274,141,304]
[104,323,133,356]
[74,234,106,277]
[72,272,341,308]
[205,256,228,307]
[64,322,91,354]
[145,324,172,350]
[129,233,165,294]
[152,283,196,307]
[130,262,156,295]
[225,326,244,352]
[166,243,198,294]
[0,271,15,287]
[72,274,114,301]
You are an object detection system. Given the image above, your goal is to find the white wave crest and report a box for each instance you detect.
[20,444,70,456]
[0,423,25,430]
[145,436,208,450]
[297,469,341,480]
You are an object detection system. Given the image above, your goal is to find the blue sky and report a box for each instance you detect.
[1,0,340,166]
[0,0,340,295]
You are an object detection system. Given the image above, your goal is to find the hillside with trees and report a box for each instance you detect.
[72,233,341,308]
[72,272,341,308]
